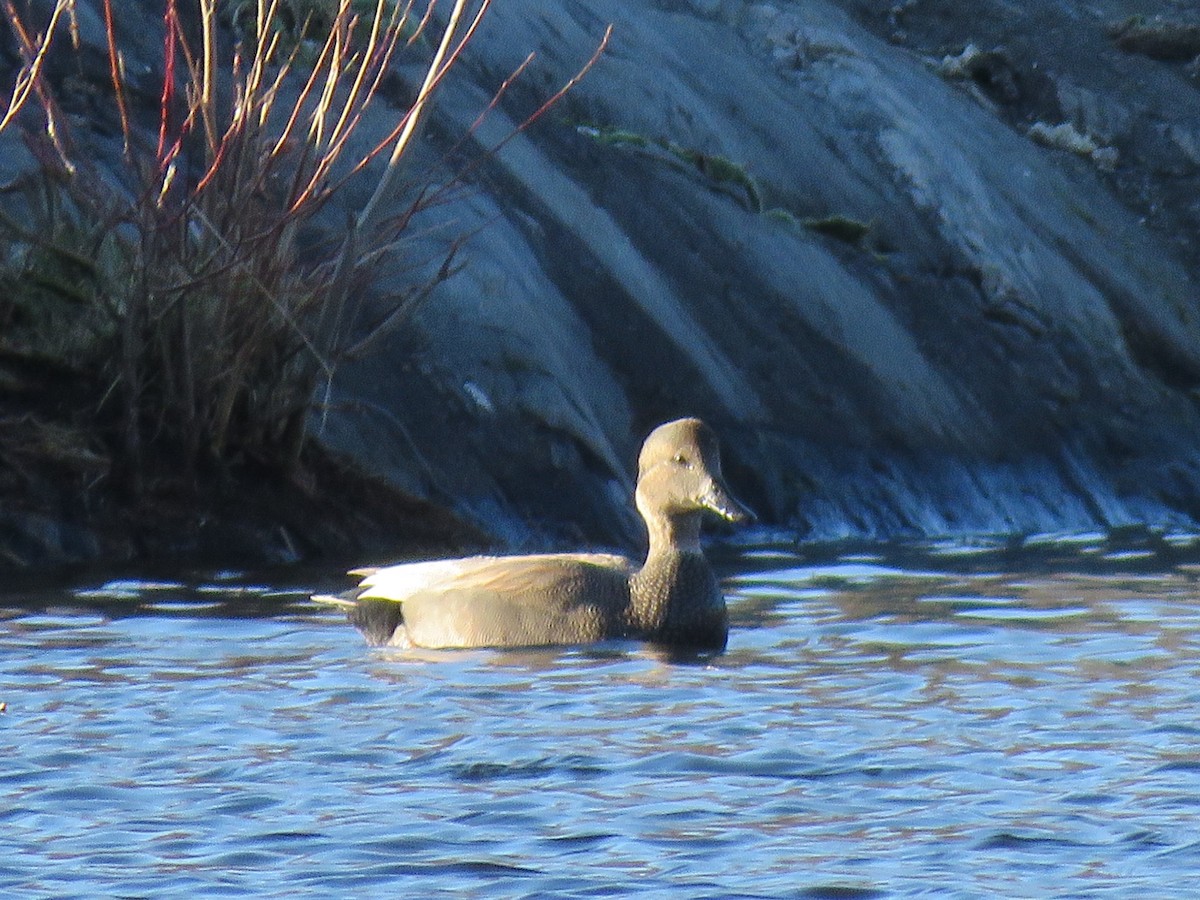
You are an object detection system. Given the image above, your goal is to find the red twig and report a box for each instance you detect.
[157,0,178,162]
[465,52,535,143]
[101,0,131,159]
[416,25,613,211]
[498,24,612,149]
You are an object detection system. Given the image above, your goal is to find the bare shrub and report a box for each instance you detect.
[0,0,608,491]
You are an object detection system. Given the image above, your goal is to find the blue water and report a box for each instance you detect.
[4,533,1200,897]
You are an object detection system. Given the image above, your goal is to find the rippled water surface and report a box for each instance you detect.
[5,533,1200,897]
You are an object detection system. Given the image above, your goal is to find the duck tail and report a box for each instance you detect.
[312,589,405,647]
[348,597,406,647]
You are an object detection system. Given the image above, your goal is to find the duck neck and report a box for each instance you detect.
[629,510,726,649]
[644,510,703,562]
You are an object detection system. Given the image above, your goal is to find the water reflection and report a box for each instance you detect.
[4,533,1200,896]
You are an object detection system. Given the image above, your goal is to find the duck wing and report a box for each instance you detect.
[356,553,637,648]
[355,553,634,604]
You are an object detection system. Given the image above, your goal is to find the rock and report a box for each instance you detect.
[0,511,103,568]
[329,0,1200,542]
[4,0,1200,555]
[1109,16,1200,62]
[937,44,1022,106]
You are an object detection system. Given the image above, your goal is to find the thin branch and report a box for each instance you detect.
[0,0,60,128]
[100,0,130,159]
[198,0,219,153]
[356,0,487,232]
[158,1,188,165]
[384,25,612,221]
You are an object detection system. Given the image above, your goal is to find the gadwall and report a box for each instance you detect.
[314,418,751,651]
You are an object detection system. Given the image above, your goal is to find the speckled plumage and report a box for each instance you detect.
[314,419,751,651]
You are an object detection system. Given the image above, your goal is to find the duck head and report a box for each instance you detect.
[634,419,753,545]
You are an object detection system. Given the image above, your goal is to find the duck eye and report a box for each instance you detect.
[673,453,692,468]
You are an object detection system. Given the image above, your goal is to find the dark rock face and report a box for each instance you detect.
[5,0,1200,559]
[321,0,1200,544]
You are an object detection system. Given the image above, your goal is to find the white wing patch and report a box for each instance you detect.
[356,558,483,601]
[354,554,633,603]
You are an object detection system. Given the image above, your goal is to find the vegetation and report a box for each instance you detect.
[577,124,763,212]
[0,0,607,505]
[578,123,873,246]
[1027,121,1118,172]
[797,213,871,245]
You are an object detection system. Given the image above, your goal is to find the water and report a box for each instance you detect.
[4,533,1200,898]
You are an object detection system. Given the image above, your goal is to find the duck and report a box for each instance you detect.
[313,418,752,651]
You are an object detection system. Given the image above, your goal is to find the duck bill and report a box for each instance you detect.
[701,477,755,524]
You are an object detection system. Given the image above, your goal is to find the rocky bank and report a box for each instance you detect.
[3,0,1200,566]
